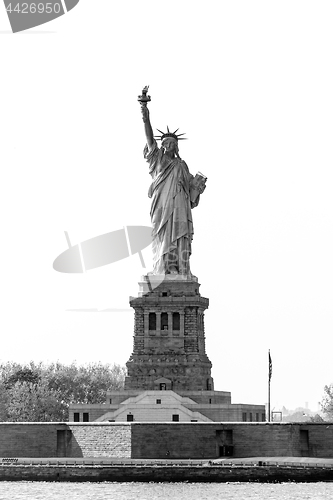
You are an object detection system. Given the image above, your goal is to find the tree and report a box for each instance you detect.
[321,384,333,421]
[0,361,43,389]
[0,383,8,421]
[0,361,126,422]
[5,368,40,388]
[44,361,126,406]
[6,380,67,422]
[309,414,325,423]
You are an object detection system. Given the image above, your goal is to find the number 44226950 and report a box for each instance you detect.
[6,3,61,14]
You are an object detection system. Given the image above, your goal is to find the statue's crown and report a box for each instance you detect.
[155,126,186,142]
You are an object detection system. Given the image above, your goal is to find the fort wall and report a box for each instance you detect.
[0,422,332,460]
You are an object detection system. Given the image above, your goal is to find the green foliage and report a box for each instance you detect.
[0,361,125,422]
[0,384,8,421]
[6,380,67,422]
[5,367,40,389]
[321,384,333,421]
[309,414,325,423]
[45,361,126,406]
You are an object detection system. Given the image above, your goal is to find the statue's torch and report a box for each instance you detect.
[138,86,151,107]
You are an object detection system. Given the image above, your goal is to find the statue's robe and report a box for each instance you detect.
[144,140,199,275]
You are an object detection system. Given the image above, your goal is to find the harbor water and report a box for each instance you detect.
[0,481,332,499]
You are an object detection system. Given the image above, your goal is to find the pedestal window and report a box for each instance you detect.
[149,312,156,330]
[173,312,180,330]
[161,312,168,330]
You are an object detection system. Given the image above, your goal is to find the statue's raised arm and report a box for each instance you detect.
[138,86,154,150]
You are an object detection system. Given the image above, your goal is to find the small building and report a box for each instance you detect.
[70,389,265,423]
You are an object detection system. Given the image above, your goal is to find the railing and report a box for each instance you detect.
[1,457,333,469]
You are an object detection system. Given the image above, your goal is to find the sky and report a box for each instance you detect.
[0,1,332,413]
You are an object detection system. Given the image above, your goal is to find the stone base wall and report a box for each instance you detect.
[0,423,333,460]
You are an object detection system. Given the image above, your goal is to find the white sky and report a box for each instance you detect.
[0,1,332,413]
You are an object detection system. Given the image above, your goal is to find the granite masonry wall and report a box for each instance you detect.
[69,424,131,458]
[0,422,333,459]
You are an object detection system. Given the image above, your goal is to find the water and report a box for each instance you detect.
[0,482,332,500]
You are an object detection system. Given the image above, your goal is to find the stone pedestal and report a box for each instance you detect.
[125,275,214,392]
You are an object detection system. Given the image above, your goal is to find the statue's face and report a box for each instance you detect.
[162,138,177,153]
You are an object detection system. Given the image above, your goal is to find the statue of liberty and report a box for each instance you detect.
[139,87,206,276]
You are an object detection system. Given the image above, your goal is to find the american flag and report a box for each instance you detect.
[269,350,272,382]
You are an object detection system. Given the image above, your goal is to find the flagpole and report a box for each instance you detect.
[268,349,272,422]
[268,370,271,422]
